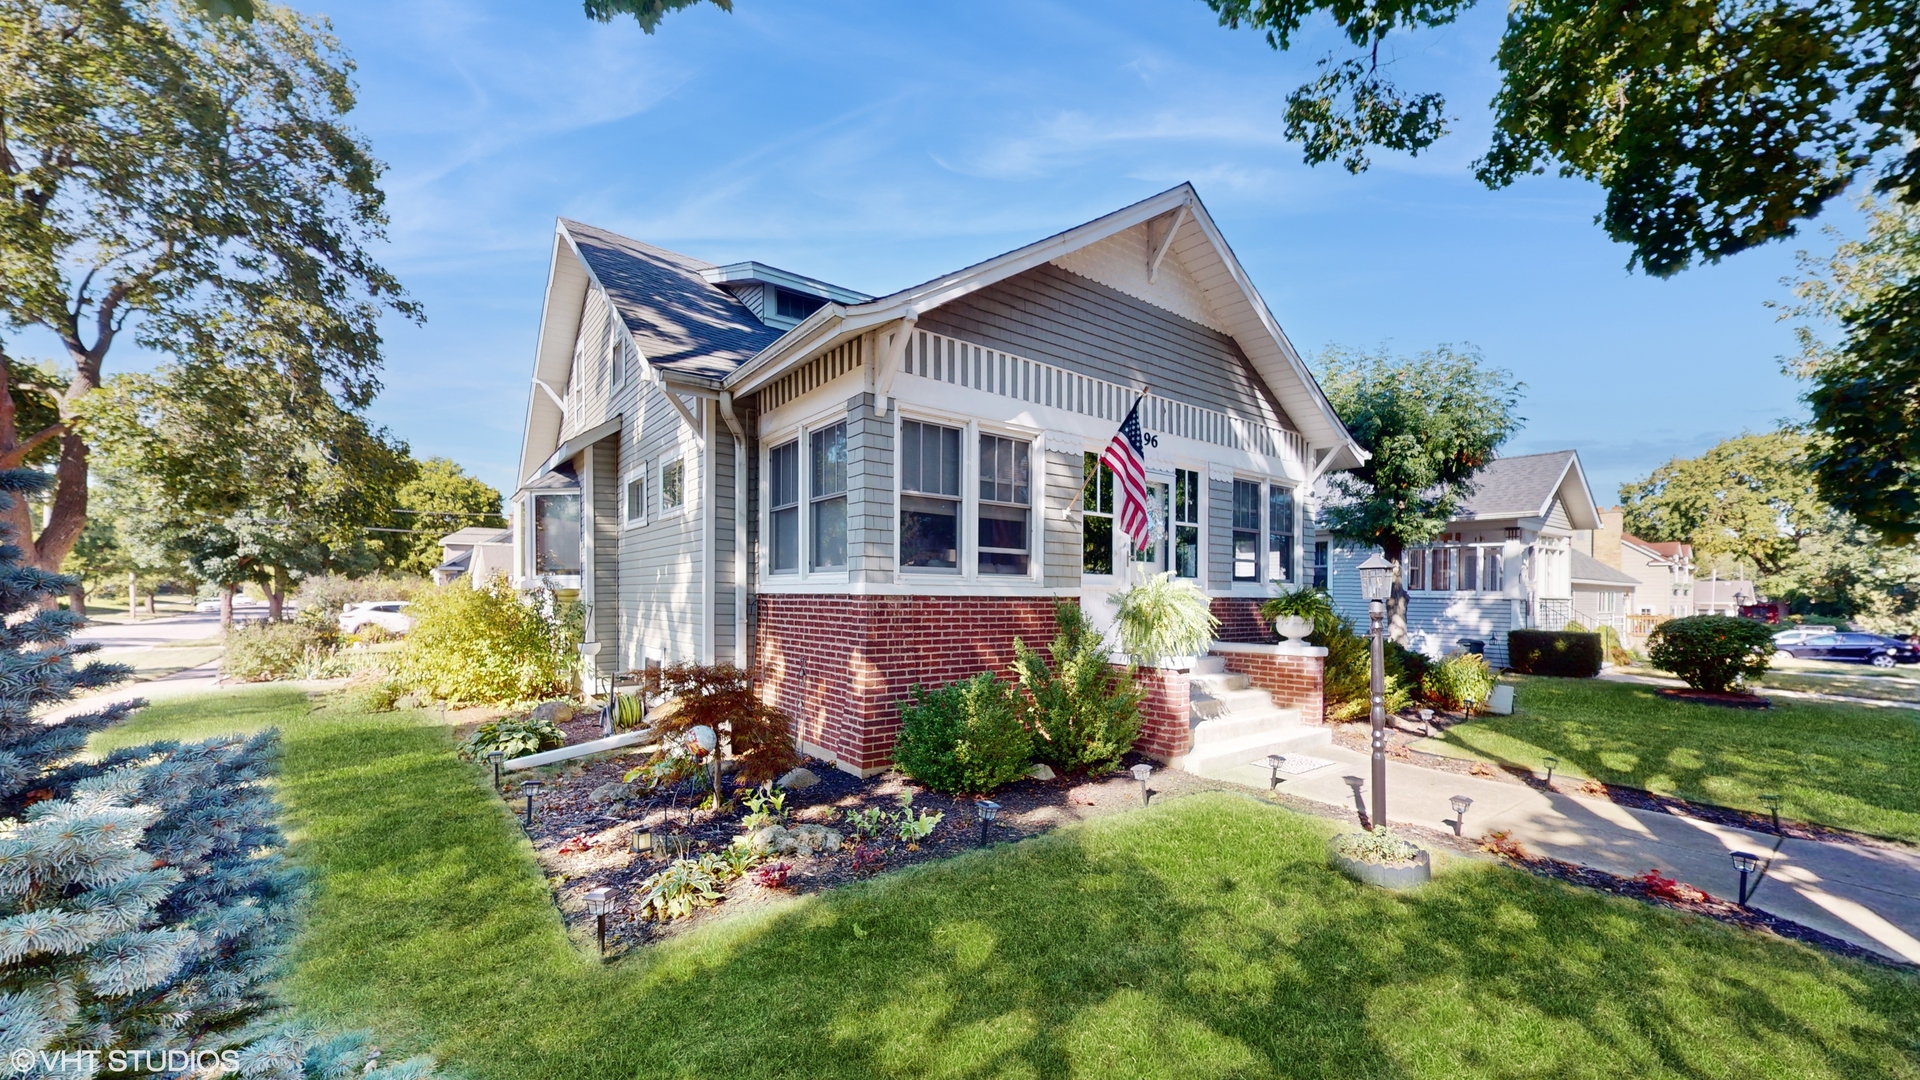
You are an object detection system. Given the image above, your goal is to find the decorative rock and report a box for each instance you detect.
[746,825,789,853]
[747,823,842,856]
[530,700,574,725]
[1028,763,1056,781]
[777,767,820,791]
[586,781,634,806]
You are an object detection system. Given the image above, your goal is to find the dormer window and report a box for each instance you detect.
[774,288,827,321]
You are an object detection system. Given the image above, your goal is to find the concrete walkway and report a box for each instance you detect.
[1195,745,1920,965]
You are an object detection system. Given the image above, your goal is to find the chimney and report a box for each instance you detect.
[1595,507,1625,569]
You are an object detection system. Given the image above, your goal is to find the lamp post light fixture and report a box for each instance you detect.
[1449,795,1473,837]
[976,800,1000,847]
[1760,793,1783,832]
[1266,754,1287,790]
[584,886,614,957]
[1731,851,1761,905]
[1356,552,1395,830]
[487,750,504,791]
[1543,755,1559,786]
[1130,763,1153,806]
[1417,708,1434,737]
[520,779,544,828]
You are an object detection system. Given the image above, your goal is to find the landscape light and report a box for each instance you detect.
[1131,763,1153,806]
[584,886,614,956]
[1449,795,1473,836]
[521,779,544,827]
[1266,754,1287,790]
[1356,552,1395,831]
[1463,693,1478,717]
[1543,756,1559,785]
[1417,708,1434,736]
[487,750,504,790]
[1731,851,1761,905]
[1759,793,1782,832]
[975,800,1000,847]
[1356,552,1394,604]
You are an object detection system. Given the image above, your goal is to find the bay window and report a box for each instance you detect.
[1082,452,1115,576]
[977,433,1031,574]
[768,439,799,573]
[900,419,961,570]
[810,423,847,570]
[1231,479,1260,581]
[531,491,582,577]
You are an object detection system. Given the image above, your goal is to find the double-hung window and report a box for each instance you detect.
[1430,546,1455,592]
[900,420,962,570]
[1267,485,1294,583]
[768,440,799,573]
[1081,453,1115,576]
[810,423,847,571]
[1312,541,1329,589]
[1231,479,1260,581]
[1173,468,1201,579]
[1407,548,1426,591]
[978,434,1031,575]
[1482,548,1503,592]
[623,467,646,527]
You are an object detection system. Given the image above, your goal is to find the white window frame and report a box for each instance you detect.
[621,464,647,529]
[658,451,689,518]
[760,405,852,584]
[1407,541,1508,595]
[1169,465,1204,582]
[1266,481,1296,586]
[765,435,801,576]
[1080,450,1118,581]
[809,420,850,573]
[893,408,1040,584]
[976,427,1036,578]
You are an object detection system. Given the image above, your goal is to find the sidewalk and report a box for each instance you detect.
[1194,744,1920,965]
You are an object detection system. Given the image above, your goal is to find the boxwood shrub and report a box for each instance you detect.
[1507,630,1604,677]
[891,672,1034,793]
[1647,615,1775,693]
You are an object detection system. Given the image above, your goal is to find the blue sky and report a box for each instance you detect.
[45,0,1865,503]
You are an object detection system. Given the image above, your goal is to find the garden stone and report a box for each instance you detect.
[782,824,843,856]
[777,767,820,790]
[747,825,789,853]
[530,700,574,725]
[587,782,634,806]
[1028,763,1056,781]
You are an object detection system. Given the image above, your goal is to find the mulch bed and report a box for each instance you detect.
[1656,687,1772,709]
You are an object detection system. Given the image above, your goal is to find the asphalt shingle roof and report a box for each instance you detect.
[1570,549,1640,586]
[1456,451,1579,519]
[562,220,783,380]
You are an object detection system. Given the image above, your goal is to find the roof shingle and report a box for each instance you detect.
[1456,451,1579,519]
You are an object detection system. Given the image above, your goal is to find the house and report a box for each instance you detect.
[1317,450,1612,668]
[1694,575,1760,616]
[509,184,1365,774]
[1593,509,1694,624]
[431,526,513,587]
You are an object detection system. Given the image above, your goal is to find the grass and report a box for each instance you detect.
[94,688,1920,1079]
[1759,660,1920,705]
[1421,676,1920,843]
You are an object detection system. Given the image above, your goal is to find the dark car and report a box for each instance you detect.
[1776,633,1920,668]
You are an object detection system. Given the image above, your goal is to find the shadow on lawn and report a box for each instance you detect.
[274,713,1920,1080]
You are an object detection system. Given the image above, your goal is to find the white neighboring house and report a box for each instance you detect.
[1694,575,1761,615]
[1592,508,1695,619]
[432,526,514,587]
[1316,450,1627,667]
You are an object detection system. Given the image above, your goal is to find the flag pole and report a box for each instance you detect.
[1072,385,1150,506]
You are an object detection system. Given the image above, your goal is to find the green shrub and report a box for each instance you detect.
[1596,624,1635,666]
[222,621,336,682]
[1015,602,1145,774]
[457,714,566,761]
[1387,641,1430,691]
[392,575,580,705]
[1507,630,1604,677]
[891,672,1034,793]
[1109,572,1218,662]
[1647,615,1775,692]
[1422,652,1497,710]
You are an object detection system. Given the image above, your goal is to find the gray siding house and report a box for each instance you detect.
[510,185,1362,772]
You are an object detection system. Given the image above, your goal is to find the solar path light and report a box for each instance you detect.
[584,886,614,956]
[487,750,504,791]
[1130,763,1153,806]
[1543,756,1559,786]
[1265,754,1287,790]
[975,800,1000,847]
[1449,795,1473,837]
[1731,851,1761,905]
[1417,708,1434,737]
[521,778,543,828]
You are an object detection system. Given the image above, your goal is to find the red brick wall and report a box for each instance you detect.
[1216,651,1327,725]
[1211,597,1277,644]
[755,594,1060,773]
[1127,665,1191,761]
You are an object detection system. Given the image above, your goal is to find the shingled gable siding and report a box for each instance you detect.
[915,262,1299,435]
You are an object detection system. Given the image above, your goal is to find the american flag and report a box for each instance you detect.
[1100,398,1151,551]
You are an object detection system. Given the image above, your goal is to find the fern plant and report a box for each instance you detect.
[1108,572,1219,663]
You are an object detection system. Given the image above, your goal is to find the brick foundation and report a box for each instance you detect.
[754,594,1061,774]
[1211,597,1277,644]
[1127,665,1192,761]
[1212,647,1328,724]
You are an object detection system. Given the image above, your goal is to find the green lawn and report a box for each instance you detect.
[97,690,1920,1079]
[1422,676,1920,843]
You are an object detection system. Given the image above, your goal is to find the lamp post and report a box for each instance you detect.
[1130,763,1153,807]
[1357,552,1395,830]
[584,886,614,957]
[1731,851,1760,905]
[487,750,504,791]
[1265,753,1287,790]
[521,778,544,828]
[1449,795,1473,837]
[976,800,1000,847]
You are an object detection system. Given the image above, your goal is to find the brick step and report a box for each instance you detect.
[1187,707,1302,747]
[1173,723,1331,773]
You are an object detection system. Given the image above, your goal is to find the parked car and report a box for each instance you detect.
[338,601,411,636]
[1775,632,1920,668]
[195,595,265,614]
[1771,627,1833,647]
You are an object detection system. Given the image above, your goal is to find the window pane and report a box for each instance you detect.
[1175,524,1199,579]
[902,420,961,496]
[1313,541,1329,589]
[1084,514,1113,575]
[532,493,582,576]
[1232,532,1258,581]
[1462,547,1478,591]
[1408,549,1425,591]
[1232,480,1260,530]
[978,502,1029,575]
[1267,486,1293,583]
[625,476,644,523]
[662,459,685,509]
[1083,452,1113,514]
[811,496,846,570]
[769,441,799,508]
[811,424,847,497]
[771,507,798,572]
[1432,546,1451,591]
[1174,469,1200,525]
[900,494,959,569]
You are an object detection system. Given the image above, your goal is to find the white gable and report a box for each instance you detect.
[1050,216,1227,333]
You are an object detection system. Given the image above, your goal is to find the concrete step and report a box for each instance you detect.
[1188,687,1274,722]
[1188,708,1302,747]
[1191,655,1227,675]
[1175,723,1331,773]
[1189,672,1251,695]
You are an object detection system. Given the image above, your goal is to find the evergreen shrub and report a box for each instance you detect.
[1422,652,1497,710]
[1507,630,1604,677]
[392,575,579,705]
[1015,602,1145,774]
[1647,615,1776,693]
[892,673,1034,793]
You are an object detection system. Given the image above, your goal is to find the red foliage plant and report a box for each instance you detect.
[1637,868,1711,903]
[647,663,801,787]
[749,861,791,889]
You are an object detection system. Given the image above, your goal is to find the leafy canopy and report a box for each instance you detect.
[392,458,505,575]
[1618,430,1826,578]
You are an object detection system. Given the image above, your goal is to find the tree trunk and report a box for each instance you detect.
[1381,537,1409,644]
[268,565,288,622]
[67,582,85,616]
[128,572,139,619]
[221,585,235,633]
[145,593,156,615]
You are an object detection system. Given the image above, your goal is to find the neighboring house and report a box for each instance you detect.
[511,184,1364,773]
[1567,550,1638,634]
[432,526,514,587]
[1316,450,1604,668]
[1694,576,1760,615]
[1593,509,1695,620]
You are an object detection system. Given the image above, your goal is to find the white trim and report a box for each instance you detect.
[621,464,648,529]
[658,453,690,518]
[1147,202,1190,284]
[892,407,1043,586]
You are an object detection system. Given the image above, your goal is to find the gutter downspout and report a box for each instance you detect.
[719,391,750,670]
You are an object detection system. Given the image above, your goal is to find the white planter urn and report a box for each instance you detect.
[1274,615,1313,647]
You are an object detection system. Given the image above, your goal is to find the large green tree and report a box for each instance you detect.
[1316,345,1524,638]
[0,0,415,575]
[390,458,505,575]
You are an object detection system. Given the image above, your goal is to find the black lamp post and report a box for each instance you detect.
[1449,795,1473,837]
[521,778,543,828]
[488,750,504,791]
[976,800,1000,847]
[1543,756,1559,786]
[1265,753,1287,790]
[584,886,614,957]
[1130,763,1153,807]
[1760,793,1782,832]
[1731,851,1760,905]
[1357,552,1395,830]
